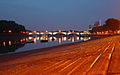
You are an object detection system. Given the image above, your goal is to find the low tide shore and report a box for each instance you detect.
[0,35,120,75]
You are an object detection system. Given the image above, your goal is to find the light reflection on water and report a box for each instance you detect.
[0,36,91,54]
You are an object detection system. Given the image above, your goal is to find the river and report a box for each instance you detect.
[0,35,91,55]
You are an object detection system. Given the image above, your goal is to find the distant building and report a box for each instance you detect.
[89,20,101,30]
[89,25,95,30]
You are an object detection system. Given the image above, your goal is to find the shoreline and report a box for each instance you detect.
[0,35,113,55]
[0,35,112,56]
[0,35,113,62]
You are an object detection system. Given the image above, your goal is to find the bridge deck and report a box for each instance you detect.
[0,35,120,75]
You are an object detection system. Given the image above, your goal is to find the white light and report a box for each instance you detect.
[53,32,57,35]
[49,32,53,35]
[29,37,33,40]
[40,32,44,34]
[63,37,67,41]
[76,33,79,35]
[36,32,40,35]
[37,37,39,40]
[76,37,80,40]
[29,32,32,35]
[80,33,84,35]
[68,32,71,35]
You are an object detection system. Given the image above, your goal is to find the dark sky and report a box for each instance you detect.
[0,0,120,31]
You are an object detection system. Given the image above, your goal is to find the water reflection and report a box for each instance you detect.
[0,40,25,54]
[0,36,91,54]
[9,41,11,46]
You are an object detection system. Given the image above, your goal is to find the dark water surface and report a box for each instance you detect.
[0,35,91,55]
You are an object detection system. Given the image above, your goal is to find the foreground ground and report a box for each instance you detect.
[0,35,120,75]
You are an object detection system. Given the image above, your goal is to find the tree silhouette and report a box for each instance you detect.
[92,18,120,34]
[0,20,26,33]
[105,18,120,32]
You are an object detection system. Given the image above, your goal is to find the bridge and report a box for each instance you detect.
[28,30,91,36]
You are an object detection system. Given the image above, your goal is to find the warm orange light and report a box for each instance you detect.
[34,30,37,34]
[72,37,75,42]
[72,30,75,34]
[102,32,104,34]
[3,42,5,46]
[97,32,99,34]
[20,39,23,43]
[105,31,108,34]
[22,32,26,34]
[26,32,29,34]
[3,30,6,33]
[59,30,62,33]
[23,38,25,41]
[34,38,37,44]
[8,30,12,33]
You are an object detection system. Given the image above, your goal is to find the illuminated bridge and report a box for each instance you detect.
[28,30,91,36]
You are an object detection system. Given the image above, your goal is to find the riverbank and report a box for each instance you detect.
[0,35,120,75]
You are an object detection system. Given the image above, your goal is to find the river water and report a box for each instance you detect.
[0,35,91,55]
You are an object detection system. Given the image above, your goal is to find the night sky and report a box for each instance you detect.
[0,0,120,31]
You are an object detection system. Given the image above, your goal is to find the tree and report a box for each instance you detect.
[105,18,120,32]
[92,18,120,34]
[0,20,26,33]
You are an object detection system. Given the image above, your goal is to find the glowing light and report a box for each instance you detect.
[72,37,75,42]
[37,37,39,40]
[49,32,53,35]
[89,37,91,39]
[46,30,48,33]
[22,32,26,34]
[34,30,37,33]
[76,37,80,40]
[40,32,44,34]
[58,38,62,44]
[9,41,11,46]
[29,32,33,35]
[46,37,48,40]
[23,38,25,41]
[53,32,57,35]
[49,37,57,41]
[83,37,89,41]
[76,33,79,35]
[26,32,29,34]
[63,37,67,41]
[26,38,29,41]
[36,32,40,35]
[40,37,43,40]
[81,37,83,40]
[62,32,67,35]
[80,33,84,35]
[3,42,5,46]
[41,35,48,40]
[102,32,104,34]
[72,30,74,34]
[68,32,71,35]
[3,30,6,33]
[20,39,23,43]
[34,38,37,44]
[29,37,33,40]
[58,30,62,33]
[8,30,12,33]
